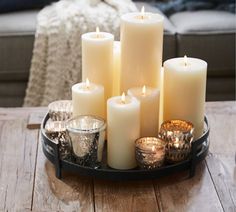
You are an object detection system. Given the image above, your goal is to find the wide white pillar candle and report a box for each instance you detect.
[163,56,207,139]
[72,79,105,119]
[112,41,121,96]
[128,86,160,137]
[107,93,140,169]
[82,28,114,100]
[120,7,164,92]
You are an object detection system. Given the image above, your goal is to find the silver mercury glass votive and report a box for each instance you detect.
[66,115,106,168]
[159,119,194,163]
[45,120,71,160]
[135,137,166,170]
[48,100,73,121]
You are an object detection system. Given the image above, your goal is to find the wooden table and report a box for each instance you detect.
[0,102,235,212]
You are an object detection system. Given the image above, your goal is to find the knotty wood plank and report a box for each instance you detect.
[94,180,159,212]
[0,107,47,121]
[205,101,236,211]
[206,154,236,212]
[32,137,94,211]
[205,101,236,155]
[153,162,223,212]
[27,112,46,129]
[0,117,39,211]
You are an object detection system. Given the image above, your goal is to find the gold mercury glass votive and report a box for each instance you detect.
[48,100,73,121]
[66,115,106,168]
[159,120,194,163]
[135,137,166,170]
[45,120,71,160]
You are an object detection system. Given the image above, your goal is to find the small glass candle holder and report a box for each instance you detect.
[66,115,106,168]
[159,119,194,163]
[135,137,166,170]
[45,120,71,160]
[48,100,72,121]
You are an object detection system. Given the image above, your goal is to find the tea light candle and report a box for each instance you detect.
[135,137,166,170]
[48,100,72,121]
[112,41,121,96]
[128,86,160,137]
[66,115,106,167]
[107,93,140,169]
[163,56,207,139]
[120,7,164,92]
[159,119,194,163]
[72,79,105,119]
[82,27,114,101]
[45,120,71,160]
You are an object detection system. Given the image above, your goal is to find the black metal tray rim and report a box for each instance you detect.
[41,113,210,180]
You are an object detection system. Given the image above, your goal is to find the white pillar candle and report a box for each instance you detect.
[107,93,140,169]
[72,79,105,119]
[128,86,160,137]
[82,27,114,100]
[112,41,121,96]
[159,67,164,126]
[120,7,164,92]
[163,56,207,139]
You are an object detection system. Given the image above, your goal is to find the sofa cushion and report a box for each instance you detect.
[0,0,57,14]
[0,10,38,81]
[170,10,235,77]
[169,10,236,34]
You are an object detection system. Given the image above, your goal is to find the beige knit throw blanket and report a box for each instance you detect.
[24,0,137,106]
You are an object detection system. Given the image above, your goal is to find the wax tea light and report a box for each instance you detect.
[135,137,166,170]
[66,115,106,168]
[159,119,194,163]
[48,100,72,121]
[45,120,71,160]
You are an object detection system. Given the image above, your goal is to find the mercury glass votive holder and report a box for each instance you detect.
[66,115,106,168]
[159,120,194,163]
[135,137,166,170]
[48,100,73,121]
[45,120,71,160]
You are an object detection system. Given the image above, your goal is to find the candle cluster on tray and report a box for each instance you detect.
[44,6,207,171]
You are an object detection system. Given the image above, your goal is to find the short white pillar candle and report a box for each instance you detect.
[128,86,160,137]
[72,79,105,119]
[107,93,140,169]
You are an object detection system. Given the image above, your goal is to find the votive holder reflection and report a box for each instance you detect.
[45,120,71,160]
[48,100,72,121]
[135,137,166,170]
[159,119,194,163]
[66,115,106,168]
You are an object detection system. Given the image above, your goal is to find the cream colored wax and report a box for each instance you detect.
[82,28,114,101]
[163,56,207,139]
[72,80,105,119]
[128,86,160,137]
[112,41,121,96]
[107,94,140,169]
[120,7,164,92]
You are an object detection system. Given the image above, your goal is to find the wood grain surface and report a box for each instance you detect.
[0,102,235,212]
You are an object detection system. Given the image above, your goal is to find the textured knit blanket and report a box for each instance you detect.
[24,0,137,106]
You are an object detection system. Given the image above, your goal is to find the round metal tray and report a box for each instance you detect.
[41,113,210,181]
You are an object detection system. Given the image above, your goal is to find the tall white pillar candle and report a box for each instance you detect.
[107,94,140,169]
[163,56,207,139]
[82,28,114,100]
[72,79,105,119]
[128,86,160,137]
[112,41,121,96]
[120,7,164,92]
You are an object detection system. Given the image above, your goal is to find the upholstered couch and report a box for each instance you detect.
[0,2,235,106]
